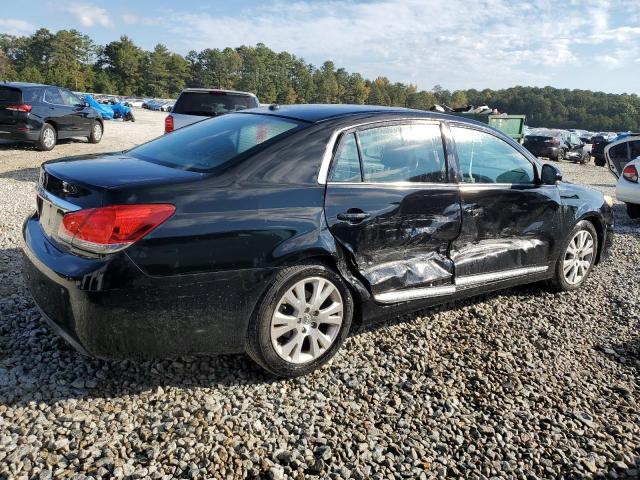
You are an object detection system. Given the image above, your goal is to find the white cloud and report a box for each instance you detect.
[122,13,138,25]
[61,2,113,28]
[0,18,35,36]
[164,0,607,89]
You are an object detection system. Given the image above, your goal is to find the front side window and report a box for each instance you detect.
[329,133,361,182]
[60,89,82,107]
[129,113,303,172]
[44,88,64,105]
[451,126,535,184]
[356,123,446,183]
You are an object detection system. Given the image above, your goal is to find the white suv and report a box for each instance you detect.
[165,88,259,133]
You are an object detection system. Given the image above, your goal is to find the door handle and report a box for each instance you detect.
[337,210,370,223]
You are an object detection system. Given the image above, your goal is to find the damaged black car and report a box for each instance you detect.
[22,104,614,377]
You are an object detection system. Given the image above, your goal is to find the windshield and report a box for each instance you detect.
[129,113,304,172]
[172,92,258,117]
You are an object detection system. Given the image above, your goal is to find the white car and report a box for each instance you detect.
[604,136,640,219]
[164,88,259,133]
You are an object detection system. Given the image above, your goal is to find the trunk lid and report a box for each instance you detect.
[37,153,202,247]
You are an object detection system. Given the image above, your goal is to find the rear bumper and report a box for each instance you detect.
[22,214,271,359]
[616,179,640,204]
[0,125,39,142]
[525,146,559,158]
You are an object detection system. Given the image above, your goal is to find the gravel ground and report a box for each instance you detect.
[0,112,639,479]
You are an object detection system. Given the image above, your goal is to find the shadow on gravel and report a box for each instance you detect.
[599,338,640,375]
[0,166,39,182]
[0,240,551,408]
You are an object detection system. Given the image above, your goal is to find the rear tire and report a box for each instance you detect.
[594,157,605,167]
[36,123,57,151]
[246,263,353,377]
[555,149,564,161]
[548,220,598,291]
[627,203,640,219]
[88,121,103,144]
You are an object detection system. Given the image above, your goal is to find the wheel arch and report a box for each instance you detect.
[578,213,606,264]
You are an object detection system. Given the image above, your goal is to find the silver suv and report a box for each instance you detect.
[165,88,259,133]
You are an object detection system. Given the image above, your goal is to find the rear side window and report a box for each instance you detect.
[357,123,446,183]
[173,92,258,117]
[329,134,361,182]
[609,143,629,161]
[129,113,303,172]
[452,126,535,184]
[630,141,640,161]
[0,87,21,104]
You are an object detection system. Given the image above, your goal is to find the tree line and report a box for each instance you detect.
[1,28,639,132]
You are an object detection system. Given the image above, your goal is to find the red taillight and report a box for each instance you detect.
[622,165,638,183]
[6,104,32,112]
[164,115,174,133]
[58,204,175,254]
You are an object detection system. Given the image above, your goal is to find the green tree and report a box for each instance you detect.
[99,36,143,95]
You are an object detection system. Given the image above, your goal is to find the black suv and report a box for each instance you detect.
[0,82,103,151]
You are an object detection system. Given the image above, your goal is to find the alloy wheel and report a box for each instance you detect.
[270,276,343,364]
[93,123,102,141]
[563,230,595,285]
[43,128,55,149]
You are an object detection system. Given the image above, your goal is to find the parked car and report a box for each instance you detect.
[165,88,259,133]
[523,130,588,162]
[0,82,104,151]
[604,135,640,218]
[123,98,144,108]
[23,105,614,376]
[159,101,174,112]
[593,132,617,166]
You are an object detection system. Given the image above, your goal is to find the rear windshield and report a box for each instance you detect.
[0,87,22,104]
[172,92,259,117]
[525,136,554,141]
[129,113,304,172]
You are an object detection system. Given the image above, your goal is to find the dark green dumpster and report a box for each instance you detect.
[450,113,526,143]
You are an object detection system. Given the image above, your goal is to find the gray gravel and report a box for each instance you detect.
[1,113,639,479]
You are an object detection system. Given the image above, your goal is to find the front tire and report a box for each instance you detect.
[555,149,564,161]
[88,121,103,144]
[627,203,640,219]
[548,220,598,291]
[36,123,57,151]
[580,151,590,164]
[247,263,354,377]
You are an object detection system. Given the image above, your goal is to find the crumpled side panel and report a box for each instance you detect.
[361,252,453,294]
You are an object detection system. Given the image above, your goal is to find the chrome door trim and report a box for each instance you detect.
[374,285,456,304]
[372,266,549,304]
[455,265,549,287]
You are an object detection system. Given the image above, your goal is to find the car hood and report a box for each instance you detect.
[43,152,203,189]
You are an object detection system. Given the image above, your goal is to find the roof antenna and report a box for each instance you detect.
[269,104,279,111]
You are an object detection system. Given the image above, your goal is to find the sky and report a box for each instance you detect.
[1,0,639,94]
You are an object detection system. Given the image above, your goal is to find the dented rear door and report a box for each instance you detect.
[324,121,461,296]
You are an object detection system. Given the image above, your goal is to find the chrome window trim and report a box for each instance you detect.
[327,181,459,188]
[373,265,549,304]
[317,118,442,185]
[36,184,81,213]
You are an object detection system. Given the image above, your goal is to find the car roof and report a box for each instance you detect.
[1,81,47,88]
[241,103,472,124]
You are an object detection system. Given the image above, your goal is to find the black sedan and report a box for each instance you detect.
[22,104,614,376]
[0,82,103,151]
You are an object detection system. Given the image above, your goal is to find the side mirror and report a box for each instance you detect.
[541,163,563,185]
